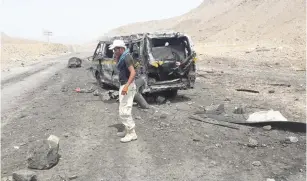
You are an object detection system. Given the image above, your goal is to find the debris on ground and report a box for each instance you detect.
[205,104,225,115]
[189,115,239,130]
[248,138,258,148]
[93,89,100,96]
[233,106,245,114]
[12,170,37,181]
[224,98,231,101]
[269,83,291,87]
[236,89,259,93]
[61,86,69,92]
[27,135,60,170]
[252,161,262,167]
[268,90,275,93]
[160,113,168,119]
[285,136,299,143]
[246,110,288,122]
[75,86,95,93]
[1,176,13,181]
[263,125,272,130]
[266,178,275,181]
[156,96,166,104]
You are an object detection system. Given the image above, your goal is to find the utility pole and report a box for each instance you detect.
[43,30,53,44]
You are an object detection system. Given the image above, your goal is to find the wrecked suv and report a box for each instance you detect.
[90,31,197,100]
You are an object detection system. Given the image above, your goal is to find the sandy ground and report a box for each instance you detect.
[1,49,305,180]
[1,33,70,71]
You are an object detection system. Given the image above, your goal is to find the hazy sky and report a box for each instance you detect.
[0,0,203,44]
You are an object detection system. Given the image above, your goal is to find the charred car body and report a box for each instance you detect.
[90,31,197,101]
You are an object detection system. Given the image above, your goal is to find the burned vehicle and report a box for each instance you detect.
[90,31,197,103]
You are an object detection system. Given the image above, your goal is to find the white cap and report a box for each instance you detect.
[109,39,126,50]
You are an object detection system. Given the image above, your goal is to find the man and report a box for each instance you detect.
[109,39,137,143]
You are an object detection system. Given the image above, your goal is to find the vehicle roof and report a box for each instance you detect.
[98,31,190,44]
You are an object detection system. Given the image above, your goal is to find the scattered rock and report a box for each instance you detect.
[109,91,119,99]
[63,133,69,138]
[285,136,298,143]
[69,175,78,180]
[233,106,244,114]
[205,104,225,115]
[248,138,258,147]
[160,113,168,119]
[27,135,60,170]
[263,125,272,130]
[268,90,275,93]
[20,114,27,118]
[99,92,111,102]
[224,98,231,101]
[252,161,262,166]
[12,170,37,181]
[156,96,166,104]
[266,178,275,181]
[61,86,68,92]
[93,90,100,96]
[1,176,13,181]
[166,100,171,105]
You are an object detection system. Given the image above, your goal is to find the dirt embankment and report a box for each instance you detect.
[1,32,70,71]
[106,0,306,70]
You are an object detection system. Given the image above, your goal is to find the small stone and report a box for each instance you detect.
[166,101,171,105]
[14,146,20,149]
[136,116,141,120]
[160,113,168,119]
[1,176,13,181]
[261,144,267,147]
[93,90,100,96]
[263,125,272,130]
[252,161,261,166]
[12,170,37,181]
[63,133,69,138]
[215,143,222,147]
[248,138,258,147]
[69,175,78,180]
[205,104,225,115]
[233,107,244,114]
[224,98,231,101]
[268,90,275,93]
[266,179,275,181]
[285,136,298,143]
[299,169,303,172]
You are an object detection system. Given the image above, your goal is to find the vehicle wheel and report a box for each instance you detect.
[164,90,178,99]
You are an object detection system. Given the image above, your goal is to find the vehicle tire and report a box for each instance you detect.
[134,93,150,109]
[164,90,178,99]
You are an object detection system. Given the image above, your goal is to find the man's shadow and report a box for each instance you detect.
[108,123,125,133]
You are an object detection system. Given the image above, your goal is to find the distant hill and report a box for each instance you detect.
[1,32,69,70]
[106,0,305,48]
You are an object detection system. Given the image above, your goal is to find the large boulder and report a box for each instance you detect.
[27,135,60,170]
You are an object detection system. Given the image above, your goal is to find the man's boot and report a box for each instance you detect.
[120,128,137,143]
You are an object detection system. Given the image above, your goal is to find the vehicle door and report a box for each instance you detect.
[94,42,114,84]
